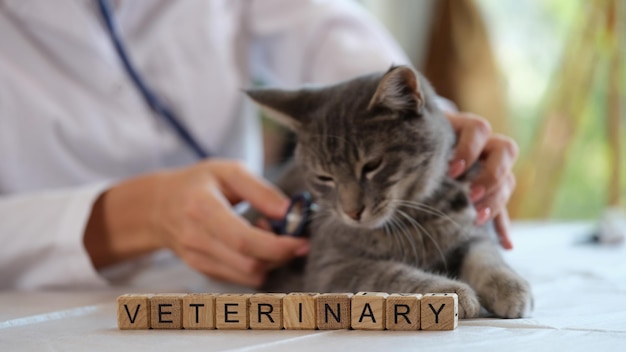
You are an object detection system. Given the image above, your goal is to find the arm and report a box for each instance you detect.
[0,183,110,290]
[247,0,409,86]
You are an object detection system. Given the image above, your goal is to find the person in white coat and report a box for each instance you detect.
[0,0,518,290]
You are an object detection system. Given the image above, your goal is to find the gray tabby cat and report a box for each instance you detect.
[246,66,532,318]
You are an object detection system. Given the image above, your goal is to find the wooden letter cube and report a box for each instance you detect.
[420,293,458,330]
[385,293,422,331]
[215,294,251,330]
[150,294,183,329]
[183,293,216,329]
[249,293,285,330]
[351,292,388,330]
[283,293,318,330]
[316,293,353,330]
[117,294,151,330]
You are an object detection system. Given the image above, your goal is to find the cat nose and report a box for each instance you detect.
[345,206,365,221]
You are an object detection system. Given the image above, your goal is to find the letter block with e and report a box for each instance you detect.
[117,294,151,329]
[150,294,183,329]
[215,294,252,330]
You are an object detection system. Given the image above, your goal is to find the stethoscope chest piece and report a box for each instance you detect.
[271,192,317,237]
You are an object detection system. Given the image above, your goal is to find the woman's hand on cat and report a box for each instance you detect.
[445,112,518,250]
[85,160,310,288]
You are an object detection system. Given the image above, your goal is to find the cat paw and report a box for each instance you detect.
[480,271,533,318]
[429,281,480,318]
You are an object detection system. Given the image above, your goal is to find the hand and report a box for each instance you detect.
[445,112,518,250]
[85,160,309,287]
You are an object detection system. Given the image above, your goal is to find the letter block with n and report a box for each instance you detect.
[351,292,388,330]
[117,294,151,330]
[316,293,353,330]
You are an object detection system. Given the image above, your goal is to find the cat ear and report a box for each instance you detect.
[367,65,424,114]
[245,88,315,131]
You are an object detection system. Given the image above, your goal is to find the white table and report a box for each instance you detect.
[2,222,625,351]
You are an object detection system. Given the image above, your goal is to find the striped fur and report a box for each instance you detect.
[248,66,532,318]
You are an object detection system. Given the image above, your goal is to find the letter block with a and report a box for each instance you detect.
[216,294,252,330]
[351,292,388,330]
[385,293,422,331]
[150,294,183,329]
[249,293,285,330]
[316,293,353,330]
[117,294,151,330]
[420,293,458,331]
[183,293,216,329]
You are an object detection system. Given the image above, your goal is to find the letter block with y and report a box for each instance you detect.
[150,294,183,329]
[117,294,151,329]
[316,293,353,330]
[385,293,422,331]
[216,294,252,330]
[351,292,388,330]
[249,293,285,330]
[421,293,458,331]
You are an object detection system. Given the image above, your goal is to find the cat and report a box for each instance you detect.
[246,65,533,319]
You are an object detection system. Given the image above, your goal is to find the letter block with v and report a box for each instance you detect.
[117,294,151,329]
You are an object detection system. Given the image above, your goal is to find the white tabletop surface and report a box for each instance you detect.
[1,221,625,351]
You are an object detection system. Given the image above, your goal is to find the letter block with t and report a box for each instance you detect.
[249,293,285,330]
[351,292,388,330]
[183,293,216,329]
[283,293,318,330]
[421,293,458,331]
[316,293,353,330]
[117,294,151,329]
[150,294,183,329]
[216,294,252,330]
[385,293,422,331]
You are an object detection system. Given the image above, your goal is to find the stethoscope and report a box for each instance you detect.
[97,0,315,237]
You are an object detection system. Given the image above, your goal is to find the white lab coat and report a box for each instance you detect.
[0,0,408,290]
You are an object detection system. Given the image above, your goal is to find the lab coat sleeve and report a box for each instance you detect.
[247,0,410,86]
[0,183,110,290]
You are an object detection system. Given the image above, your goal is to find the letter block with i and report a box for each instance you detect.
[249,293,285,330]
[182,293,216,329]
[351,292,388,330]
[150,294,183,329]
[316,293,353,330]
[117,294,151,330]
[215,294,252,330]
[385,293,422,331]
[282,293,319,330]
[421,293,458,331]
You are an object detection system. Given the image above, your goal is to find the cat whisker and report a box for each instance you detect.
[390,199,463,230]
[389,213,420,267]
[396,209,448,272]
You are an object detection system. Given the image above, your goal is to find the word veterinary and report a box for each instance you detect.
[117,292,458,331]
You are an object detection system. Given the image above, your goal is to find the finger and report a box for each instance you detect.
[447,113,492,178]
[475,172,515,225]
[203,201,310,263]
[494,209,514,250]
[213,161,289,219]
[183,249,266,288]
[470,135,518,202]
[178,228,271,278]
[255,218,273,231]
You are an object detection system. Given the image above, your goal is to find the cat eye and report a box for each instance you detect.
[362,158,383,176]
[316,175,334,183]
